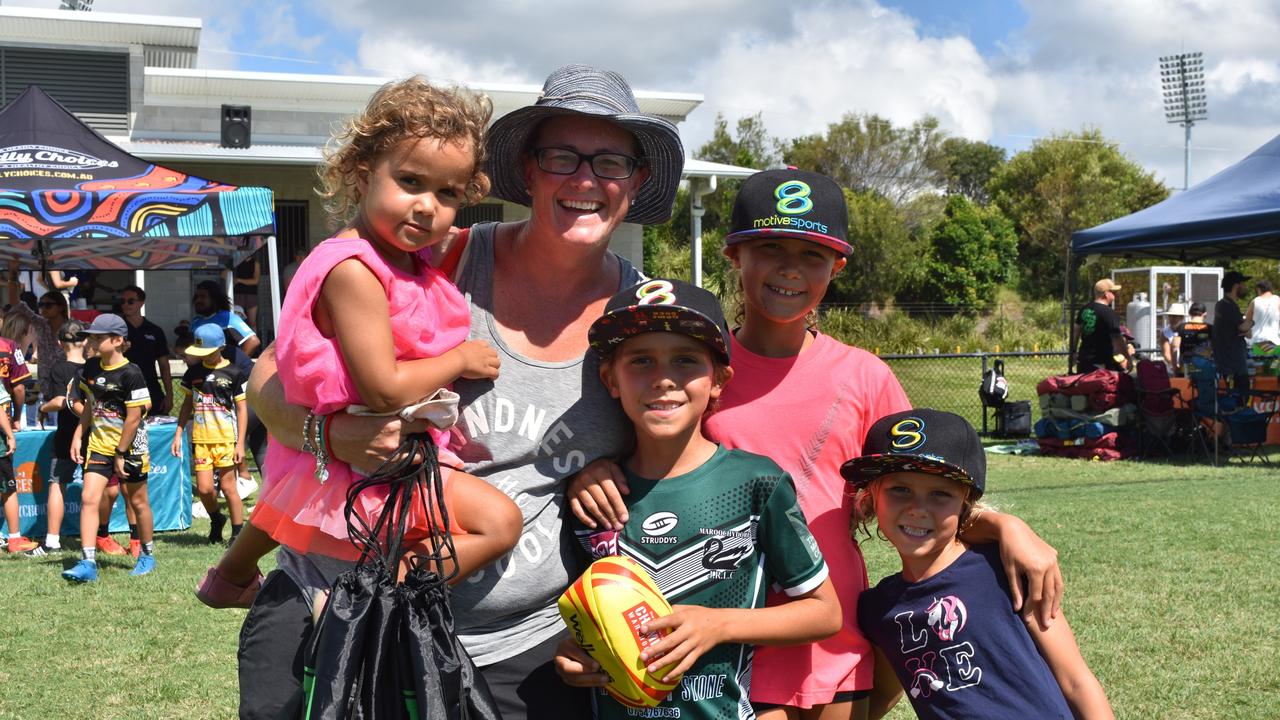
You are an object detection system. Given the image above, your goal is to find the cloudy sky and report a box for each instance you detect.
[16,0,1280,188]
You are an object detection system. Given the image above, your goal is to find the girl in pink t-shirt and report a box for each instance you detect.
[196,78,520,609]
[571,170,1065,720]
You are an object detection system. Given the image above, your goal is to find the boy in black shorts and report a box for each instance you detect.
[171,323,248,544]
[63,314,155,582]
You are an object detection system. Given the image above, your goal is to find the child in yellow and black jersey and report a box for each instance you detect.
[63,314,155,582]
[172,324,248,545]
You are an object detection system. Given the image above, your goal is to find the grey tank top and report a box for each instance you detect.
[449,222,641,665]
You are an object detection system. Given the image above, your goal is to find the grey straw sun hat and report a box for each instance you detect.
[484,64,685,225]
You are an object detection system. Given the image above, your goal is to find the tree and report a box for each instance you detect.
[830,189,930,306]
[784,113,947,205]
[938,138,1006,204]
[698,112,778,169]
[920,195,1018,311]
[989,129,1168,299]
[644,113,777,290]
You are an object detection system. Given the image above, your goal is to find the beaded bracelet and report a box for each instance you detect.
[321,414,335,460]
[303,410,330,483]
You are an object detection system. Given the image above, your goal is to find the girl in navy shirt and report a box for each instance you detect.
[843,409,1113,720]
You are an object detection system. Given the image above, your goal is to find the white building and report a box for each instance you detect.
[0,5,752,338]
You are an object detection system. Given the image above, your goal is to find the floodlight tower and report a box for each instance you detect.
[1159,52,1207,190]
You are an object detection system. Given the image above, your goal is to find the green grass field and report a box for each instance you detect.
[2,455,1276,719]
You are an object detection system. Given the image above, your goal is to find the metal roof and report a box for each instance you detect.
[0,7,200,51]
[115,140,758,181]
[144,68,703,123]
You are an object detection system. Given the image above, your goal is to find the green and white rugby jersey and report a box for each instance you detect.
[572,446,828,720]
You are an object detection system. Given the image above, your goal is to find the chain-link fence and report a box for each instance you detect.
[880,351,1072,434]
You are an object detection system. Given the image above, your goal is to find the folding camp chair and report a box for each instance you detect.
[1222,390,1279,464]
[1134,359,1179,458]
[1186,359,1231,464]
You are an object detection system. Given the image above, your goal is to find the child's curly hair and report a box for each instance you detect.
[319,77,493,229]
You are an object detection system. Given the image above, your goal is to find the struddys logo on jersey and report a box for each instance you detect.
[0,144,120,172]
[640,511,679,544]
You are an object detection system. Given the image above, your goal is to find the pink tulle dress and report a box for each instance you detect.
[251,236,470,560]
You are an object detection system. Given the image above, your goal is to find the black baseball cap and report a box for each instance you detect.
[588,278,731,364]
[725,168,851,256]
[1221,270,1250,290]
[840,409,986,498]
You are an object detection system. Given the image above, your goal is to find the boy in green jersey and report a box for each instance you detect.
[555,279,841,720]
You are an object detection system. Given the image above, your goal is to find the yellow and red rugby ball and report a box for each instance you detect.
[558,555,682,708]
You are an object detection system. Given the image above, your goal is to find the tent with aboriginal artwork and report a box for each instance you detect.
[0,85,274,273]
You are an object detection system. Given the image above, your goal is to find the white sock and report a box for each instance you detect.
[45,534,60,549]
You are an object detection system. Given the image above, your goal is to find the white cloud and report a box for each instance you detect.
[23,0,1280,189]
[992,0,1280,187]
[687,4,997,151]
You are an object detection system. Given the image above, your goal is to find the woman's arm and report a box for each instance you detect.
[636,577,841,683]
[959,510,1063,630]
[320,258,498,413]
[247,345,431,475]
[1025,613,1114,719]
[47,270,78,291]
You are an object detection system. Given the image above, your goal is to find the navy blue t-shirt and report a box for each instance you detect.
[857,543,1073,719]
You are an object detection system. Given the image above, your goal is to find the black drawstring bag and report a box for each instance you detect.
[301,433,500,720]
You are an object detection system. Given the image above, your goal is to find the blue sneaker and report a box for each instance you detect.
[62,559,98,583]
[130,554,156,576]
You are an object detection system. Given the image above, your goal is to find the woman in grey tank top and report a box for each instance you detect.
[244,65,684,720]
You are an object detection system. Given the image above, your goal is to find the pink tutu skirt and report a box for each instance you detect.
[252,437,464,561]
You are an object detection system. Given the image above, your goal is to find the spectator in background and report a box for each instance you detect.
[1159,303,1187,373]
[0,311,33,552]
[45,270,79,305]
[1211,271,1253,392]
[280,247,308,299]
[1246,279,1279,347]
[1073,278,1125,372]
[38,291,69,340]
[232,257,260,331]
[119,286,174,416]
[192,280,260,359]
[30,320,89,556]
[1174,302,1212,376]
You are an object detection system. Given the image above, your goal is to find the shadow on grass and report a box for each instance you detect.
[161,532,223,548]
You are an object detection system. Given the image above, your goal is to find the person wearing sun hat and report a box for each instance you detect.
[483,64,684,225]
[245,64,685,719]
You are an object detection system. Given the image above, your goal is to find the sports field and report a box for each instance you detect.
[1,453,1275,719]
